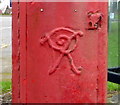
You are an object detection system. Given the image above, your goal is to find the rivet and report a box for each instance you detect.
[40,9,44,12]
[74,10,77,12]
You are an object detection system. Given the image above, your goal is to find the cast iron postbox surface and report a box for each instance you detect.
[12,1,108,103]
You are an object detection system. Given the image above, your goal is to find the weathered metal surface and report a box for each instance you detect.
[12,1,27,103]
[12,1,108,103]
[12,2,20,103]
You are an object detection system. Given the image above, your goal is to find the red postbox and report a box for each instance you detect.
[12,1,108,103]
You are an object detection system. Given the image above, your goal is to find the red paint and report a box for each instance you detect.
[12,1,108,103]
[40,27,83,75]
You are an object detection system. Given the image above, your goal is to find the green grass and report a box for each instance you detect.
[108,82,120,91]
[108,22,118,68]
[0,81,11,94]
[108,21,120,91]
[0,13,12,16]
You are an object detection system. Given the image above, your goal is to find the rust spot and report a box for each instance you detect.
[87,11,103,30]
